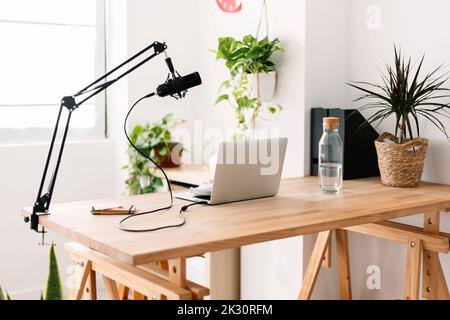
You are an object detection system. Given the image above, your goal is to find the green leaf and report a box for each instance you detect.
[0,286,4,300]
[239,73,248,86]
[233,87,247,99]
[215,94,229,105]
[247,48,264,60]
[161,113,173,125]
[219,80,231,92]
[153,177,163,187]
[44,244,63,300]
[158,147,169,156]
[243,34,256,46]
[267,107,277,114]
[237,96,250,109]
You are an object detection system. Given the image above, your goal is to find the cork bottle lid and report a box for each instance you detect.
[323,117,339,129]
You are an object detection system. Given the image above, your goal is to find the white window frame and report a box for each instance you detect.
[0,0,107,144]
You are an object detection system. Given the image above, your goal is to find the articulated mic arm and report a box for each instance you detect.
[26,41,168,234]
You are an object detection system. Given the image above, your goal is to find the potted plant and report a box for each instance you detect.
[213,34,284,140]
[348,47,450,187]
[124,113,185,195]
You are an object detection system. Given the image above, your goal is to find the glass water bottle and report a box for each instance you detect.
[318,117,343,194]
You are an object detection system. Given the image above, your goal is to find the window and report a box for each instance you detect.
[0,0,106,143]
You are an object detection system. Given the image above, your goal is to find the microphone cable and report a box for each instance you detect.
[118,92,206,232]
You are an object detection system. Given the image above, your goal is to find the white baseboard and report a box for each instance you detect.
[8,286,44,300]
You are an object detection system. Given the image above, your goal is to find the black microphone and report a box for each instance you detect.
[156,72,202,98]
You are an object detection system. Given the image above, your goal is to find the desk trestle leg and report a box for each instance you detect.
[421,211,450,300]
[64,242,209,300]
[298,230,352,300]
[298,231,333,300]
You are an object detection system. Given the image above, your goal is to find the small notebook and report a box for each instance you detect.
[91,202,136,215]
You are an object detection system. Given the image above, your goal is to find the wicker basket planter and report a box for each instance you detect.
[375,132,429,188]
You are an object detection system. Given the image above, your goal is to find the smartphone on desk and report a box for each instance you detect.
[91,202,136,215]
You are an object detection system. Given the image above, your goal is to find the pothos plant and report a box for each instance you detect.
[123,113,186,195]
[213,34,284,140]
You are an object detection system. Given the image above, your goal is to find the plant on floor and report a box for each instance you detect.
[348,46,450,187]
[213,34,284,140]
[124,113,186,195]
[0,286,11,300]
[45,244,64,300]
[1,244,63,300]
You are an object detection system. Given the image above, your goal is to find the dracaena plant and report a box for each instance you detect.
[212,35,284,140]
[348,46,450,143]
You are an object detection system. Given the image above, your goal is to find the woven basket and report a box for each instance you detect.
[375,132,429,188]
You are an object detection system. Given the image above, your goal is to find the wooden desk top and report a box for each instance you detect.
[21,177,450,265]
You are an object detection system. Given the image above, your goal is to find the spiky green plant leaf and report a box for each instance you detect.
[0,286,5,300]
[44,244,63,300]
[348,46,450,143]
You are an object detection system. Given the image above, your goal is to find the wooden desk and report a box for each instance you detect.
[21,177,450,299]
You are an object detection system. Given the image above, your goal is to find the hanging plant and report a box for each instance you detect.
[212,34,284,140]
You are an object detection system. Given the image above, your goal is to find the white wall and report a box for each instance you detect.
[125,0,198,149]
[0,140,116,299]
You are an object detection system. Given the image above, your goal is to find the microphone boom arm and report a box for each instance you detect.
[27,41,168,234]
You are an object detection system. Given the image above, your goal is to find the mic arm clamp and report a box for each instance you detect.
[28,41,168,233]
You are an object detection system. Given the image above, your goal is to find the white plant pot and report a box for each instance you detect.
[255,71,277,102]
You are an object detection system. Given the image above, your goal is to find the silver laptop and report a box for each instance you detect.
[175,137,288,205]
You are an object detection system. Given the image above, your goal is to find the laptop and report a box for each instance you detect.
[175,137,288,205]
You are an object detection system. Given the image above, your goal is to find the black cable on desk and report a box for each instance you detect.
[118,93,207,232]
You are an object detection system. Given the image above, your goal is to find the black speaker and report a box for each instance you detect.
[310,108,380,180]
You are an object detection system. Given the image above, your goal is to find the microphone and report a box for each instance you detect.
[156,71,202,98]
[157,57,202,98]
